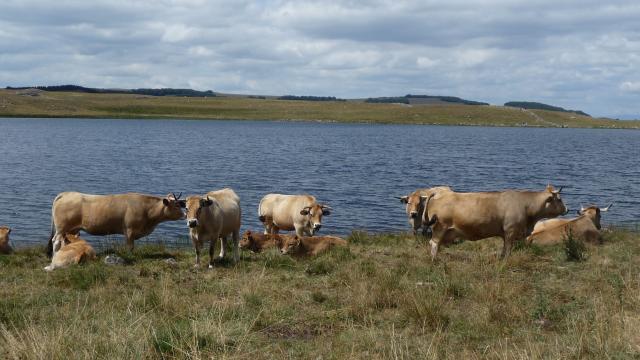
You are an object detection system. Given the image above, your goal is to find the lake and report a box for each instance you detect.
[0,118,638,248]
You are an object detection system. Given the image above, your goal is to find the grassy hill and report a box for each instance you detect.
[0,230,638,358]
[1,89,638,128]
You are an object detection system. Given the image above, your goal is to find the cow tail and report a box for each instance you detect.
[422,194,437,227]
[46,194,62,258]
[258,197,266,223]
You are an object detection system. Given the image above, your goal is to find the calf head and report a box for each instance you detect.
[540,185,567,218]
[240,230,253,249]
[280,236,301,255]
[185,195,213,228]
[399,193,429,231]
[300,204,331,235]
[63,233,85,245]
[0,226,11,248]
[577,204,612,230]
[162,192,187,220]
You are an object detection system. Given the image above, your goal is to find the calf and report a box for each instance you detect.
[280,235,347,257]
[240,230,294,253]
[44,233,96,271]
[0,226,12,254]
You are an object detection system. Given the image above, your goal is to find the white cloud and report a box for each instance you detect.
[620,81,640,92]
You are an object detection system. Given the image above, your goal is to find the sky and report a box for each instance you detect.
[1,0,639,118]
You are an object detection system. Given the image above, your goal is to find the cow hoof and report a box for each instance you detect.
[44,266,53,272]
[208,264,214,269]
[193,263,200,269]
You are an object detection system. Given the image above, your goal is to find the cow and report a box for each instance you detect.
[398,186,452,235]
[47,192,186,257]
[423,185,568,260]
[185,188,241,268]
[279,235,347,257]
[240,230,294,253]
[527,204,612,245]
[0,226,12,255]
[532,204,612,234]
[44,233,96,271]
[258,194,331,237]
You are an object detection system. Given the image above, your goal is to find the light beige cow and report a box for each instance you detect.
[399,186,452,235]
[47,192,186,256]
[185,188,241,268]
[424,185,567,260]
[0,226,12,255]
[527,204,611,245]
[258,194,331,236]
[44,233,96,271]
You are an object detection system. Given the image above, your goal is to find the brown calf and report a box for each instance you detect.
[280,235,347,257]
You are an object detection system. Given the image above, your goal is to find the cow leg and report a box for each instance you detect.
[209,233,220,269]
[218,235,227,259]
[125,229,136,252]
[191,236,201,268]
[232,230,240,264]
[52,233,64,256]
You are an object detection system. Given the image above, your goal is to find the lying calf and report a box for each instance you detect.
[44,233,96,271]
[280,235,347,256]
[240,230,294,253]
[0,226,12,254]
[527,205,609,246]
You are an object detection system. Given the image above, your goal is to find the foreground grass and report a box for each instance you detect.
[1,89,638,128]
[0,230,639,359]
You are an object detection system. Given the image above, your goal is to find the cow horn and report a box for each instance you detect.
[321,205,332,210]
[580,204,586,212]
[601,203,612,212]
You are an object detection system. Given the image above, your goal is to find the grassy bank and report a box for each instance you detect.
[1,89,638,128]
[1,230,639,359]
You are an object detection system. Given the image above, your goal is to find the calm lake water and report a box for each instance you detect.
[0,118,638,248]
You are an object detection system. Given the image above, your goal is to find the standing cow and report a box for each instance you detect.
[47,192,186,257]
[424,185,568,260]
[527,204,611,245]
[398,186,452,235]
[185,188,241,268]
[258,194,331,237]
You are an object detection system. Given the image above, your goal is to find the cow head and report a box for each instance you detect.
[162,192,186,220]
[577,203,612,230]
[0,226,11,247]
[541,185,568,217]
[399,193,430,232]
[300,204,331,235]
[280,236,301,255]
[185,195,214,228]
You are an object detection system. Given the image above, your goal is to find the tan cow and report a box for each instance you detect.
[424,185,568,260]
[258,194,331,236]
[185,188,241,268]
[279,235,347,256]
[527,204,611,245]
[399,186,452,235]
[532,204,611,233]
[47,192,186,257]
[0,226,12,255]
[44,233,96,271]
[240,230,294,253]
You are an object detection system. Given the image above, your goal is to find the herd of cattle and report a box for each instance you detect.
[0,184,612,271]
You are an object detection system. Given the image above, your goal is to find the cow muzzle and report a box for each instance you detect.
[187,219,199,228]
[410,211,418,219]
[313,224,322,232]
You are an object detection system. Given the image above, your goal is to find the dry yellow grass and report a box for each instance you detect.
[1,89,638,128]
[0,229,638,359]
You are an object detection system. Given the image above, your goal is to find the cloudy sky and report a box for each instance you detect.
[1,0,639,118]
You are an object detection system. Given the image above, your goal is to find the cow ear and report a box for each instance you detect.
[399,196,408,204]
[7,228,11,235]
[300,209,309,215]
[322,209,331,216]
[163,198,170,206]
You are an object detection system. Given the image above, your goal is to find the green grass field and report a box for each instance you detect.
[1,89,638,128]
[1,229,638,359]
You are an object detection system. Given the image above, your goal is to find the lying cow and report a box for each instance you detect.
[280,235,347,256]
[47,192,186,257]
[424,184,568,260]
[185,188,241,268]
[399,186,452,235]
[258,194,331,236]
[44,233,96,271]
[240,230,294,253]
[527,204,611,245]
[0,226,12,254]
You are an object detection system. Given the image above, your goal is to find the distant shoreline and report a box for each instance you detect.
[1,89,639,129]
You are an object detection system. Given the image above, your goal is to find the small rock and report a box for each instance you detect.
[534,318,552,329]
[104,254,125,265]
[163,258,178,267]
